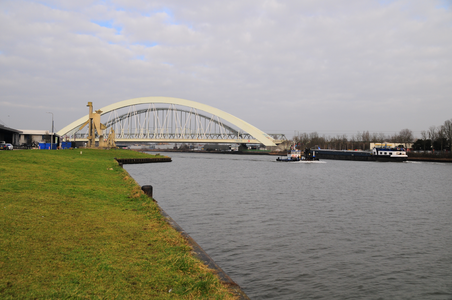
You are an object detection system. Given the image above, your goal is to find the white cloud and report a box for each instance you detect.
[0,0,451,136]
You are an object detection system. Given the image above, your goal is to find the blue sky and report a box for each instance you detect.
[0,0,451,138]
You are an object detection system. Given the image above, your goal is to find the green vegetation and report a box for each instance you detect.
[0,149,236,299]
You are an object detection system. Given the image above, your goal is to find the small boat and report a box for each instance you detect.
[276,147,319,162]
[276,147,302,161]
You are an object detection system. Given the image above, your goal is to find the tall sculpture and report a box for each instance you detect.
[79,102,115,148]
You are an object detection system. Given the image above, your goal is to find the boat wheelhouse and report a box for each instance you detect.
[372,146,407,162]
[276,148,302,161]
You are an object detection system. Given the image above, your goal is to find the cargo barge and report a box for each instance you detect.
[311,147,408,162]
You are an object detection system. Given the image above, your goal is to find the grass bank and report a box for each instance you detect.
[0,149,237,299]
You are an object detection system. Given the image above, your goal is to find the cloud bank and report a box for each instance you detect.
[1,0,451,137]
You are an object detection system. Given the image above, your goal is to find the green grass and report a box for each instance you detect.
[0,149,236,299]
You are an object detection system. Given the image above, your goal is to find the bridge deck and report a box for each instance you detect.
[71,138,284,144]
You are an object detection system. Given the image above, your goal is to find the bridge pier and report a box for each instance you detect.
[238,143,248,152]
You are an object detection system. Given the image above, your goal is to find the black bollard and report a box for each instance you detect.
[141,185,153,198]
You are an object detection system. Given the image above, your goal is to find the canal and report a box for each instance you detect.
[125,152,452,299]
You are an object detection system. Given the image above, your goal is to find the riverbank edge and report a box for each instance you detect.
[159,208,250,300]
[406,157,452,163]
[121,162,250,300]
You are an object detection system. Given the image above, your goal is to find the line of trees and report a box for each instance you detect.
[412,118,452,152]
[292,118,452,152]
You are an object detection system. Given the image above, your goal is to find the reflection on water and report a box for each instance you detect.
[125,153,452,299]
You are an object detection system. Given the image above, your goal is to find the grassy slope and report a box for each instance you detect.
[0,149,236,299]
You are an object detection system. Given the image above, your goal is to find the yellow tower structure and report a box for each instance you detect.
[79,102,115,148]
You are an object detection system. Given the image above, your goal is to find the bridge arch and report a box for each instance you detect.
[57,97,277,146]
[103,107,239,134]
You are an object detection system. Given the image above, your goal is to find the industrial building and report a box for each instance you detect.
[0,124,58,148]
[0,125,21,145]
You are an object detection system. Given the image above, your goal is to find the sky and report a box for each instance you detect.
[1,0,451,139]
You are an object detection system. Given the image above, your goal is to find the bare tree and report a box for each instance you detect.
[336,134,345,150]
[443,119,452,153]
[421,130,428,152]
[437,125,445,151]
[428,126,437,144]
[389,132,400,143]
[398,128,413,148]
[309,132,320,148]
[341,134,348,150]
[370,132,379,143]
[294,132,310,149]
[354,132,362,150]
[332,134,341,149]
[361,131,370,150]
[288,120,452,155]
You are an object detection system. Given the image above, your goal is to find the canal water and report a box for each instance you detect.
[125,153,452,300]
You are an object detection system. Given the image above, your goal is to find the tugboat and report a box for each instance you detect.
[276,146,302,161]
[276,147,320,162]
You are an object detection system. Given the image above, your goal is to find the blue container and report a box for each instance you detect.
[61,142,71,149]
[39,143,57,150]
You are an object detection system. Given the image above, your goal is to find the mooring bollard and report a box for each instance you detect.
[141,185,153,198]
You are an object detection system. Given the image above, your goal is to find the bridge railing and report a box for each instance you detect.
[72,132,256,140]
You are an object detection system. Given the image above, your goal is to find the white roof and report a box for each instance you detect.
[19,129,52,135]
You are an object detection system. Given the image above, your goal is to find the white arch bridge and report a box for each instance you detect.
[57,97,286,147]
